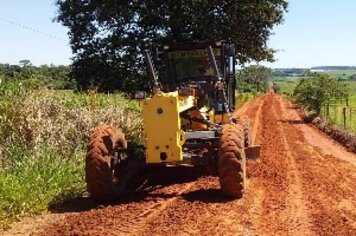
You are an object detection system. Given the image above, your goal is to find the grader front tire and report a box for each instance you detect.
[86,125,127,202]
[218,124,246,198]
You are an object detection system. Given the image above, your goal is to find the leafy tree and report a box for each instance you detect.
[55,0,288,91]
[237,65,272,93]
[293,73,348,114]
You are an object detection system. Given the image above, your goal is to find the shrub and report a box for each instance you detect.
[0,88,142,160]
[293,73,348,114]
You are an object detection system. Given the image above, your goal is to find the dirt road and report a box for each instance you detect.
[7,93,356,236]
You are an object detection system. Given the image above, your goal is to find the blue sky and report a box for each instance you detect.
[0,0,355,68]
[263,0,356,68]
[0,0,71,66]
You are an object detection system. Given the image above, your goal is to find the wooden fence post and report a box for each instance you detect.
[326,103,330,117]
[343,107,347,129]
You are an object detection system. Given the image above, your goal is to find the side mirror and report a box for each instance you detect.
[130,91,146,99]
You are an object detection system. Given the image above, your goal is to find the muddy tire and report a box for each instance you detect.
[86,125,127,202]
[240,117,252,147]
[218,124,246,198]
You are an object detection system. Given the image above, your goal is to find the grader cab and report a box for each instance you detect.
[85,41,260,202]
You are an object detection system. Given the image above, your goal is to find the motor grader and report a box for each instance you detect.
[85,41,260,202]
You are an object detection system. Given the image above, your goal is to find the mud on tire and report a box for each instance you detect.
[218,124,246,198]
[86,125,127,202]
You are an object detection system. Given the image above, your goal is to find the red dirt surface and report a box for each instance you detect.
[9,92,356,236]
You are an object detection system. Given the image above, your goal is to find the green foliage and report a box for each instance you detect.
[272,82,281,93]
[293,73,348,114]
[235,92,260,108]
[55,0,288,91]
[237,65,272,93]
[0,79,143,228]
[0,144,85,228]
[0,62,73,90]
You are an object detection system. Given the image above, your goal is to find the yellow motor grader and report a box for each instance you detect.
[85,41,260,202]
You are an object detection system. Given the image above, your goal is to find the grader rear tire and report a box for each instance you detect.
[218,124,246,198]
[86,125,127,202]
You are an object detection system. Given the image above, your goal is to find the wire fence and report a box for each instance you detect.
[321,103,356,132]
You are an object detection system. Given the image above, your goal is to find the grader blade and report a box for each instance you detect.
[245,145,261,161]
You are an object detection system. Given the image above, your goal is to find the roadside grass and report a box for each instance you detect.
[344,81,356,106]
[0,77,142,229]
[320,81,356,132]
[235,91,262,108]
[0,145,85,228]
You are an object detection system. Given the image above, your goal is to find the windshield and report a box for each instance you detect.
[167,48,221,81]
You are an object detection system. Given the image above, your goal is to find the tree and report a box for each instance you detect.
[237,65,273,93]
[293,73,348,115]
[349,74,356,80]
[55,0,288,92]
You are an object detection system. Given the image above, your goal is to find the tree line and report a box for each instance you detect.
[0,60,73,89]
[0,59,272,94]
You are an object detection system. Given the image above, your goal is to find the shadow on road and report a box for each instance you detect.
[279,119,306,124]
[49,165,205,213]
[48,197,96,213]
[181,188,237,203]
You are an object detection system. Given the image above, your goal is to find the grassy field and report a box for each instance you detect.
[0,77,142,228]
[325,69,356,80]
[274,75,356,132]
[274,78,299,96]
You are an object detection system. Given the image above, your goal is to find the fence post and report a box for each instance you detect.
[343,107,347,129]
[326,103,330,117]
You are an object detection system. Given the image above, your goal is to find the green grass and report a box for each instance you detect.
[0,144,85,228]
[320,105,356,133]
[344,81,356,106]
[274,78,299,96]
[51,90,140,111]
[0,77,142,229]
[320,80,356,132]
[235,91,261,108]
[324,69,356,80]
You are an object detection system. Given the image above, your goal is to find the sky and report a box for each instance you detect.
[0,0,356,68]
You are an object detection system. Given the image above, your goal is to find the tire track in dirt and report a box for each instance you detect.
[140,176,263,236]
[273,96,312,235]
[117,182,195,236]
[247,92,311,235]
